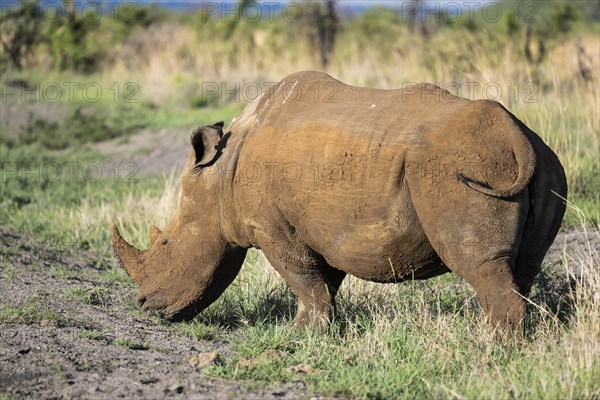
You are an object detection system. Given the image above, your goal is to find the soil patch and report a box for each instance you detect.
[96,128,192,176]
[0,227,309,399]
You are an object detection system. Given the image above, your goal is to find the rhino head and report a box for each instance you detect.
[112,122,247,321]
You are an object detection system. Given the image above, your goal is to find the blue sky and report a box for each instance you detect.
[0,1,494,8]
[0,0,495,14]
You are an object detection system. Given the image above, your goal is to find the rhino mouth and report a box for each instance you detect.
[161,308,199,322]
[137,294,204,322]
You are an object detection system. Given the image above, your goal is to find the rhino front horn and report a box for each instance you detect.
[112,225,145,285]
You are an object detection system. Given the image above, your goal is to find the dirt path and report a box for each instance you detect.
[0,228,309,399]
[96,128,192,176]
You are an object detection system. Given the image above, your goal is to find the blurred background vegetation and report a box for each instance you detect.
[0,0,599,245]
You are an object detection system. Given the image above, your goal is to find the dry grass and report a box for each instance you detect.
[99,22,600,221]
[203,217,600,398]
[72,172,181,249]
[67,166,600,397]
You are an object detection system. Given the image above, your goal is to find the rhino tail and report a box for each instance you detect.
[458,122,536,199]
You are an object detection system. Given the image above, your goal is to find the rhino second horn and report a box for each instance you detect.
[149,225,163,244]
[112,225,145,285]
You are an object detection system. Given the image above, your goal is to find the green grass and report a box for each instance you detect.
[49,265,75,279]
[97,265,136,285]
[0,97,241,250]
[0,144,166,249]
[1,261,17,280]
[564,194,600,228]
[63,286,112,307]
[0,396,20,400]
[0,300,64,326]
[193,256,599,399]
[1,74,244,149]
[184,320,227,341]
[76,330,112,341]
[112,338,150,350]
[2,107,140,150]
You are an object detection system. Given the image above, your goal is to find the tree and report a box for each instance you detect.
[224,0,257,38]
[0,0,43,70]
[316,0,338,67]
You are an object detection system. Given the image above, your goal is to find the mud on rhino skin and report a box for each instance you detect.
[112,71,567,332]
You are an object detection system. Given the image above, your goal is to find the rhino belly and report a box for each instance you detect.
[301,192,447,283]
[323,225,445,283]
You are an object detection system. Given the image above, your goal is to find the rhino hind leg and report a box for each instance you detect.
[428,242,526,330]
[513,252,543,297]
[407,178,530,331]
[457,258,526,330]
[513,185,567,297]
[431,239,527,331]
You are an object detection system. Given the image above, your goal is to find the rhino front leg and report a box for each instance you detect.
[257,235,345,329]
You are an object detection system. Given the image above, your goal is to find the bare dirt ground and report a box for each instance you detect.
[0,228,310,399]
[95,127,192,176]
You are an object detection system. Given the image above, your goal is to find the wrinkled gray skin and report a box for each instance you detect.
[113,71,567,331]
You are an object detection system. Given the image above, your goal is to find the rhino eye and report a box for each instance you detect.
[161,239,169,245]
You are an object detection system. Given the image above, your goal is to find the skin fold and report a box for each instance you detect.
[113,71,567,332]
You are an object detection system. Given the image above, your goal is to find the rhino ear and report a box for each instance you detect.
[149,225,162,244]
[191,123,224,167]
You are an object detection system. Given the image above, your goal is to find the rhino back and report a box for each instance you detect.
[227,72,527,281]
[225,73,470,280]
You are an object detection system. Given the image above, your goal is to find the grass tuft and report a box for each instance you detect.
[63,286,112,307]
[112,338,150,350]
[0,300,64,326]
